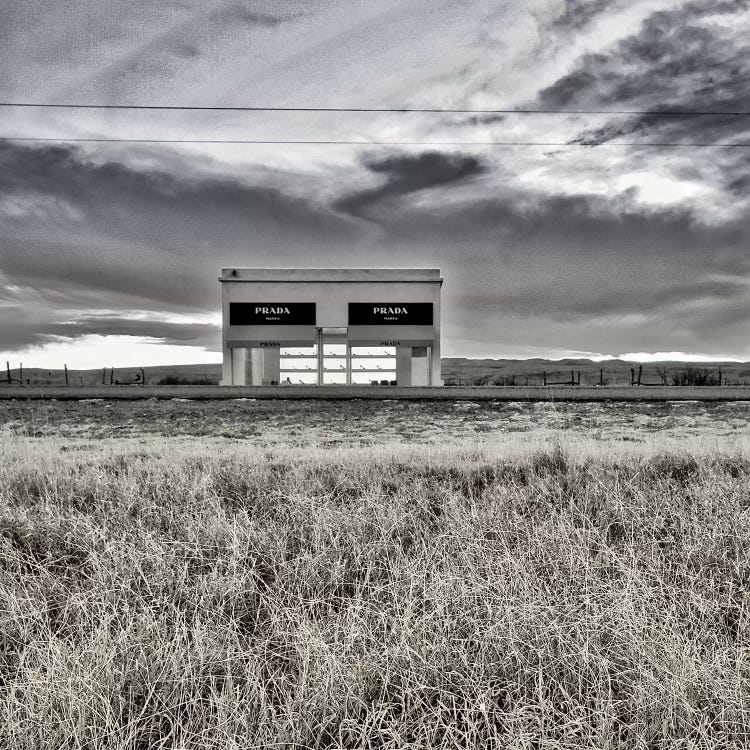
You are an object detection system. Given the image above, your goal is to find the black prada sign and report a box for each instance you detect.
[349,303,433,326]
[230,302,316,325]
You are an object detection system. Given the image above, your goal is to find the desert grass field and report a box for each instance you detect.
[1,400,750,748]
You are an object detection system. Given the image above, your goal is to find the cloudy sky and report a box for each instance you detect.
[2,0,750,367]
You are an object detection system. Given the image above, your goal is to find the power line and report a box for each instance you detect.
[1,101,750,116]
[1,136,749,147]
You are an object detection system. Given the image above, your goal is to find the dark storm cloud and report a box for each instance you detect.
[0,310,52,350]
[223,4,288,27]
[552,0,616,30]
[172,42,201,59]
[718,152,750,197]
[482,276,749,319]
[373,186,750,341]
[2,138,748,358]
[333,152,488,218]
[0,143,338,241]
[467,115,505,126]
[727,174,750,196]
[0,141,359,310]
[0,310,219,351]
[386,188,726,254]
[538,0,750,146]
[540,1,749,108]
[48,316,218,346]
[447,114,506,128]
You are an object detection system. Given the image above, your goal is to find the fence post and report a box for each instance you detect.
[101,368,106,385]
[599,368,603,386]
[637,365,642,386]
[110,368,114,386]
[630,367,635,386]
[543,371,547,386]
[64,364,69,386]
[5,361,10,384]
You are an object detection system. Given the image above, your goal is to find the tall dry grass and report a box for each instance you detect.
[0,437,749,748]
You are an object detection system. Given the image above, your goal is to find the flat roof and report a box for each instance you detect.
[219,268,442,283]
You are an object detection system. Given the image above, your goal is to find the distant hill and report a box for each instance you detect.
[2,358,747,387]
[442,358,749,387]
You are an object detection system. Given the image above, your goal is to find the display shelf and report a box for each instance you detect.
[281,368,397,373]
[280,354,395,359]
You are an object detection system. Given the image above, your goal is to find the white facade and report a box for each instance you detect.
[219,268,443,386]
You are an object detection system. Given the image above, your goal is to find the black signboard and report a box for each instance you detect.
[348,303,433,326]
[229,302,316,325]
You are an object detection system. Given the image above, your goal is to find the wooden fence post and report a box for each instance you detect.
[20,363,23,384]
[5,361,10,384]
[543,371,547,386]
[637,365,642,386]
[101,368,106,385]
[64,364,69,386]
[630,367,635,386]
[110,368,114,386]
[599,368,603,386]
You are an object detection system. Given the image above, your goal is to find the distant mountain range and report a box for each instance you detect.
[4,358,748,387]
[441,358,749,386]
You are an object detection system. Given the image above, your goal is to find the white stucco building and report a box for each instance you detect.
[219,268,442,386]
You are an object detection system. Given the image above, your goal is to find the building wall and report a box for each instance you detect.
[220,269,442,386]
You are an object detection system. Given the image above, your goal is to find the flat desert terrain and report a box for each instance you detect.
[3,384,750,402]
[1,396,749,444]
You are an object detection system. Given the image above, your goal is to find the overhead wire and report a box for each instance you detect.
[1,102,749,116]
[1,137,749,147]
[2,101,747,147]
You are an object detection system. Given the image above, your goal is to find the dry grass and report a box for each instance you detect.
[3,397,750,445]
[1,436,749,748]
